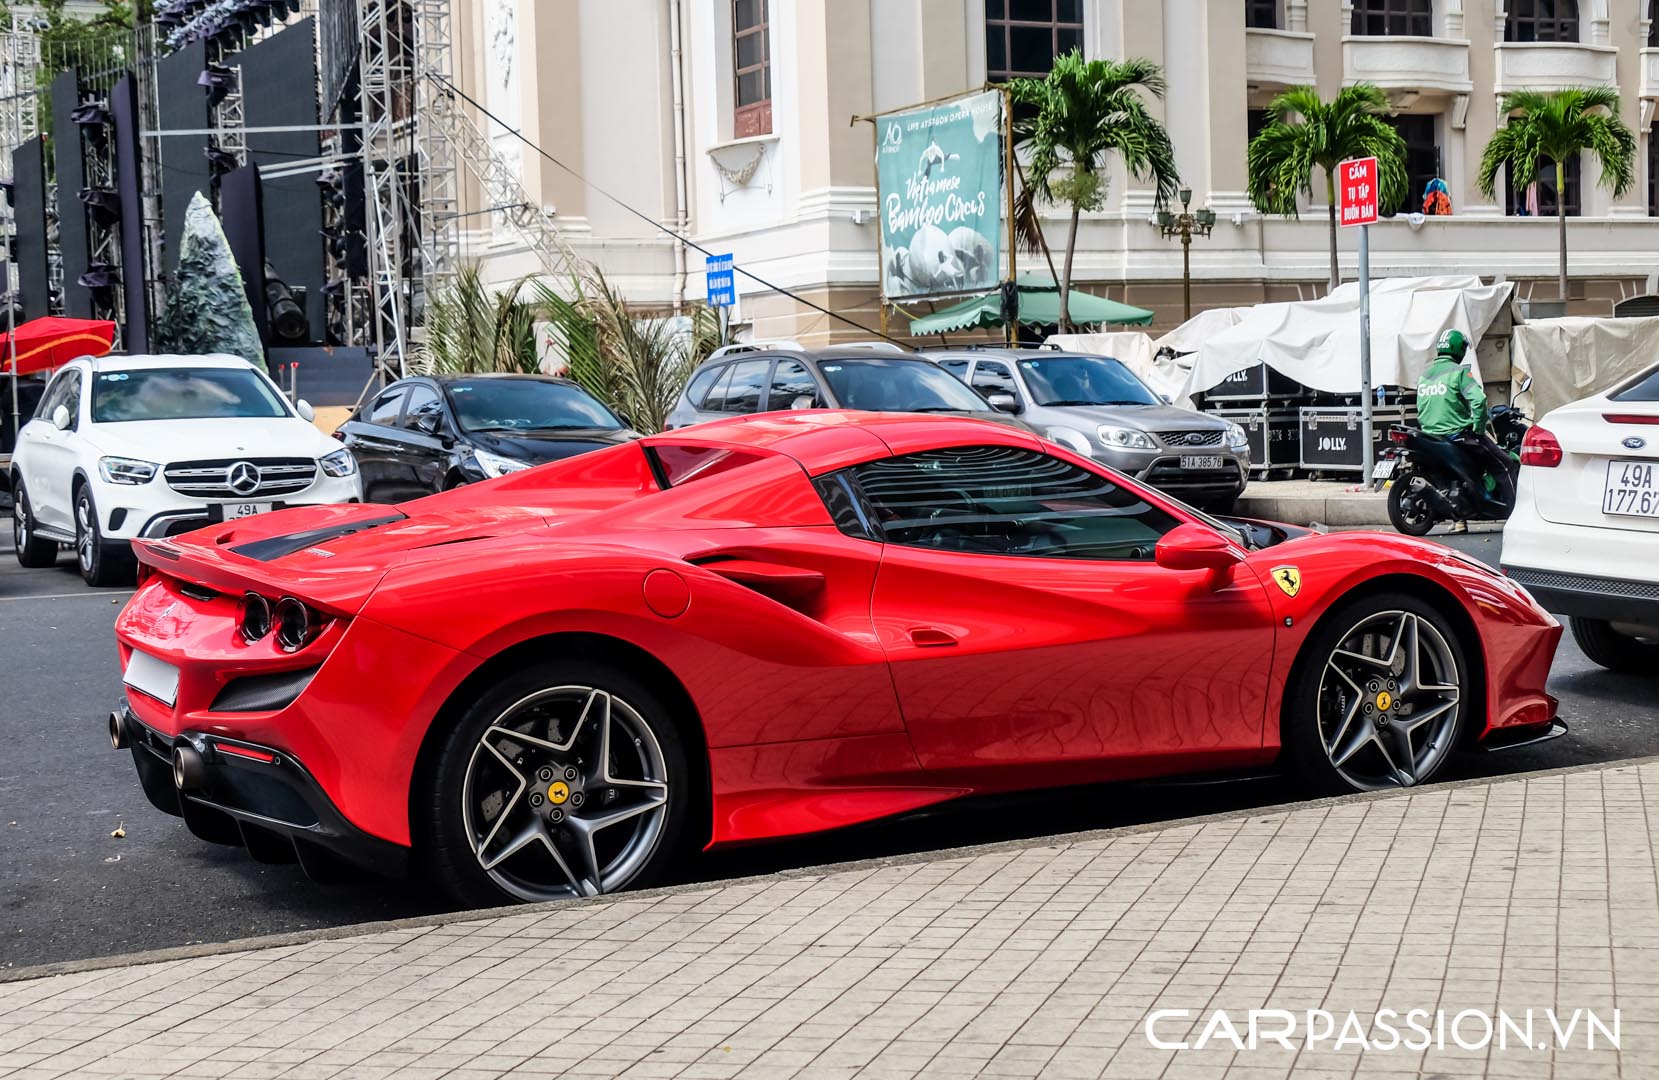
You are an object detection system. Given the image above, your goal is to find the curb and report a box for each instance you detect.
[1236,492,1388,527]
[5,750,1652,988]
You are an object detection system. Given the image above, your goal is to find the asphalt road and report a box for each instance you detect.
[2,519,1651,972]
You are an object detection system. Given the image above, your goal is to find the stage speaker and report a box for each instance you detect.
[11,137,48,321]
[112,74,148,351]
[51,69,91,318]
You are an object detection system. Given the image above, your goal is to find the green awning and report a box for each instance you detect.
[906,278,1154,335]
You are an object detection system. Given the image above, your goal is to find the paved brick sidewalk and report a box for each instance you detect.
[4,761,1659,1079]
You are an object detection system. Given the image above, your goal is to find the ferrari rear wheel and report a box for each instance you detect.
[422,660,688,907]
[1286,596,1468,794]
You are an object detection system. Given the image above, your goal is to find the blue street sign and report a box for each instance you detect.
[706,254,736,308]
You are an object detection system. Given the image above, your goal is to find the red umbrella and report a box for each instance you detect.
[0,316,116,376]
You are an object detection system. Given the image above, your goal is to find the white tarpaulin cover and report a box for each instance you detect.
[1183,276,1516,399]
[1512,315,1659,417]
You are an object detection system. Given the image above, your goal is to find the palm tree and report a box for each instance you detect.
[1009,51,1179,332]
[1246,83,1408,292]
[1476,87,1636,302]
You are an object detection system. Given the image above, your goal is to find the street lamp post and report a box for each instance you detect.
[1157,188,1216,322]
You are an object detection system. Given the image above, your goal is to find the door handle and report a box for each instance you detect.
[908,627,958,648]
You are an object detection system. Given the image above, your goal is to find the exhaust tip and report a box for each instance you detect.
[172,745,206,791]
[108,711,128,751]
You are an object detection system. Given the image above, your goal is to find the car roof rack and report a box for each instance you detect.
[824,340,909,354]
[706,340,806,361]
[918,342,1060,352]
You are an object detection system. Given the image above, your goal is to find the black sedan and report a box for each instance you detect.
[337,374,640,503]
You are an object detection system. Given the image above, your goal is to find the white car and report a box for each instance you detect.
[1502,363,1659,672]
[9,353,362,586]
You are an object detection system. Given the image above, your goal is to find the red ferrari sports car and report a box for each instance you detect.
[110,411,1562,905]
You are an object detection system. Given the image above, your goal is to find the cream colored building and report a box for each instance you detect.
[453,0,1659,339]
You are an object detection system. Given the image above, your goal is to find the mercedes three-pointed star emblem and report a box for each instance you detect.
[226,461,261,495]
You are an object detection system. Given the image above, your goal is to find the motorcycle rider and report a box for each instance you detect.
[1415,329,1507,534]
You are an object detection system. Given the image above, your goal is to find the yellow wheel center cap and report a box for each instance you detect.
[547,780,570,806]
[1376,691,1394,712]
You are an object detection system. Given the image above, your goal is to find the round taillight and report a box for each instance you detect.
[274,597,313,652]
[1519,425,1563,468]
[240,592,272,642]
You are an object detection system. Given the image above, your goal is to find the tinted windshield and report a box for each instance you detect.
[819,359,991,413]
[1016,355,1161,407]
[91,367,290,423]
[1611,364,1659,402]
[449,379,623,432]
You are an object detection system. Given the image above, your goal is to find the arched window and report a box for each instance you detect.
[1350,0,1433,36]
[1246,0,1280,29]
[985,0,1084,81]
[1506,0,1579,42]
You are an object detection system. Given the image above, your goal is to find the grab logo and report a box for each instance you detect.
[1421,383,1449,396]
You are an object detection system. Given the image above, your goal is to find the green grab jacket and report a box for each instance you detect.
[1416,357,1488,436]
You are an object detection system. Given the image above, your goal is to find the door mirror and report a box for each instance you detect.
[1161,393,1175,405]
[985,392,1020,413]
[51,404,71,430]
[1155,522,1245,573]
[295,399,316,422]
[413,412,443,437]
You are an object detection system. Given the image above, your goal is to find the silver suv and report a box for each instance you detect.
[928,347,1250,510]
[665,341,1034,432]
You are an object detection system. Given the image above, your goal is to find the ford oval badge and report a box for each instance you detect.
[1623,436,1647,450]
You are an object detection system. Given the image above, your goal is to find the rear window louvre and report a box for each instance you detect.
[229,513,407,562]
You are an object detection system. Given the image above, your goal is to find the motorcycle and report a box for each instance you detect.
[1377,383,1533,536]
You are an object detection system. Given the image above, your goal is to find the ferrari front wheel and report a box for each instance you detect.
[1286,596,1469,794]
[421,660,688,907]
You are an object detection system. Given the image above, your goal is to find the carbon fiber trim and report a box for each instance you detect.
[1505,567,1659,601]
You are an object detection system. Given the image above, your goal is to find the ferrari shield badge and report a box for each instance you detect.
[1270,565,1301,597]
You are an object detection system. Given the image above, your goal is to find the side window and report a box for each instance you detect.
[365,387,406,426]
[849,445,1178,560]
[935,358,970,378]
[714,359,769,413]
[699,365,735,410]
[767,360,822,410]
[57,372,83,429]
[685,364,723,409]
[970,360,1018,399]
[35,370,74,420]
[400,384,443,431]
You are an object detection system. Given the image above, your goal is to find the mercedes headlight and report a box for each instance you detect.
[98,456,158,485]
[319,448,358,477]
[1043,426,1093,455]
[1097,426,1155,450]
[1224,422,1249,450]
[472,447,532,478]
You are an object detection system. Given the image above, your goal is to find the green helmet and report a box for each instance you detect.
[1434,328,1470,362]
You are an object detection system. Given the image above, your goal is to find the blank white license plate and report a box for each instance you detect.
[1603,459,1659,517]
[1372,458,1398,479]
[123,650,180,707]
[1180,455,1225,470]
[222,502,272,519]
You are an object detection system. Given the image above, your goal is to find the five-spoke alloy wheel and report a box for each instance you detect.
[1287,597,1469,793]
[424,661,688,906]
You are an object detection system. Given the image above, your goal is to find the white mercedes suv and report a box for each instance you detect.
[9,354,362,586]
[1503,363,1659,673]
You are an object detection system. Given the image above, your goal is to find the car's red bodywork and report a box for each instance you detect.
[114,412,1560,857]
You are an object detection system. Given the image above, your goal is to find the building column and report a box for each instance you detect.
[1202,0,1251,216]
[1115,0,1165,216]
[793,0,874,194]
[521,0,586,227]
